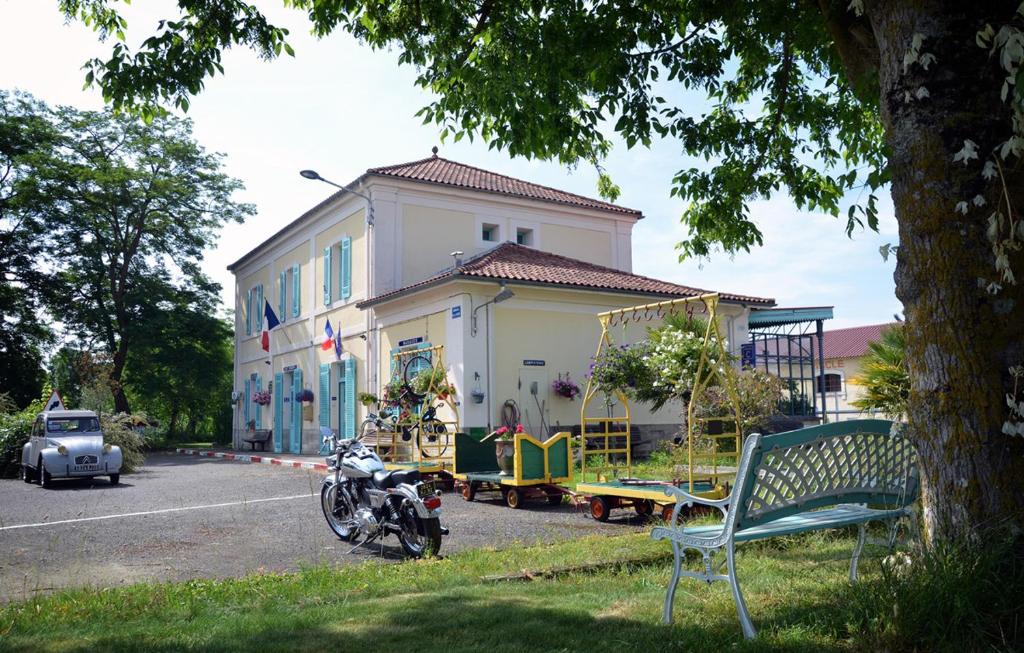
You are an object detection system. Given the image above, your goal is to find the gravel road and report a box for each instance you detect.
[0,454,646,602]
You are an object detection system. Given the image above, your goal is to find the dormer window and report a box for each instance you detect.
[516,227,534,246]
[482,223,499,242]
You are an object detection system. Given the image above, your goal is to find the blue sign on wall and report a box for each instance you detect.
[741,343,756,368]
[451,306,462,319]
[398,336,424,347]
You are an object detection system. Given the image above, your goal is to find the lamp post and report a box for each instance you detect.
[300,168,377,395]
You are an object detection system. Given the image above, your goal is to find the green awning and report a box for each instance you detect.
[748,306,834,329]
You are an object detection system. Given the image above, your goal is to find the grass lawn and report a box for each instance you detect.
[0,530,901,652]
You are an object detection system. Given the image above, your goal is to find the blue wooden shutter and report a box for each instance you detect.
[291,369,303,452]
[323,247,332,305]
[291,264,301,318]
[340,237,352,300]
[254,374,263,429]
[273,372,284,451]
[244,379,251,426]
[319,363,331,428]
[245,289,253,336]
[344,358,357,439]
[256,284,264,332]
[278,271,287,323]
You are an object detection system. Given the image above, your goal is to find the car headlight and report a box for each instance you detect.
[103,443,113,454]
[57,444,68,456]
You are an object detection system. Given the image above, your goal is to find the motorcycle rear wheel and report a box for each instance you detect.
[396,503,442,557]
[321,483,357,542]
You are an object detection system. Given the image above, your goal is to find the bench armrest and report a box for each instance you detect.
[663,485,731,520]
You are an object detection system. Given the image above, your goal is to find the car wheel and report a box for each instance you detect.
[38,458,51,488]
[22,464,33,483]
[109,473,120,485]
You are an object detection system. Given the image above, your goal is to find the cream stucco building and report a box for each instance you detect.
[228,152,776,454]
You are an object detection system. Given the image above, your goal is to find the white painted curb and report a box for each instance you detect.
[175,448,328,472]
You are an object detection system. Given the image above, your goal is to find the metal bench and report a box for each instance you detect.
[651,419,919,639]
[241,429,272,451]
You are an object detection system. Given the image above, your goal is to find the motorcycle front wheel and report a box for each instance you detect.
[321,482,357,542]
[396,501,442,558]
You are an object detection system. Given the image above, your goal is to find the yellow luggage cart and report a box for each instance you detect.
[575,293,744,521]
[452,431,574,509]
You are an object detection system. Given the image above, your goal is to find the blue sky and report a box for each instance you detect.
[0,1,901,329]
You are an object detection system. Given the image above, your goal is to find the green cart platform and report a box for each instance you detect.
[453,431,574,509]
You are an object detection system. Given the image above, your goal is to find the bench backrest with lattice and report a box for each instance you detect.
[727,420,918,532]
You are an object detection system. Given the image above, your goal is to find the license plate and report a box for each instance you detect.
[74,464,100,472]
[417,481,436,498]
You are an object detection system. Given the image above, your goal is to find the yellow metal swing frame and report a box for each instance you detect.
[369,344,460,473]
[577,293,744,501]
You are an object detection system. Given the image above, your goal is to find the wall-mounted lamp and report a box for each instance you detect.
[471,284,515,336]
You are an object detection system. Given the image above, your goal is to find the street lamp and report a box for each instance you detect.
[299,169,374,226]
[471,284,515,336]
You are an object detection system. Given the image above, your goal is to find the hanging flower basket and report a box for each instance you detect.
[296,388,315,403]
[551,373,581,400]
[252,390,272,406]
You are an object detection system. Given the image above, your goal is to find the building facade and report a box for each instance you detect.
[228,152,775,453]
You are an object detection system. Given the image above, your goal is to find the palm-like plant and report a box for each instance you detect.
[852,324,909,420]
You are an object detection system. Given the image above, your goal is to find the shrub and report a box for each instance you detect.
[101,414,146,473]
[0,412,34,478]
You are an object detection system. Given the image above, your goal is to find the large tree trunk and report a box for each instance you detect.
[109,338,131,414]
[871,1,1024,541]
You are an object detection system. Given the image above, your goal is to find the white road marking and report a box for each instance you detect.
[0,493,315,532]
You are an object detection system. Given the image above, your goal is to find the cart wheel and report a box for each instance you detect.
[461,482,476,502]
[634,500,654,517]
[546,493,563,506]
[590,496,611,522]
[662,504,687,524]
[505,487,522,509]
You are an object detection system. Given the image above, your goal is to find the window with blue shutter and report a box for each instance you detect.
[244,378,251,426]
[291,369,303,453]
[254,374,263,429]
[278,271,287,323]
[244,289,251,336]
[255,284,264,332]
[343,358,356,439]
[319,363,331,428]
[340,236,352,300]
[291,264,301,317]
[273,372,284,452]
[323,247,332,305]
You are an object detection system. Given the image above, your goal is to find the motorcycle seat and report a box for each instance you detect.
[372,469,423,489]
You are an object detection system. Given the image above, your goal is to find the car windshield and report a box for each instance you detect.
[47,417,100,434]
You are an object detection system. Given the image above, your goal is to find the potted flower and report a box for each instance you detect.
[296,388,315,403]
[252,390,272,406]
[358,392,379,407]
[486,424,524,476]
[551,373,581,400]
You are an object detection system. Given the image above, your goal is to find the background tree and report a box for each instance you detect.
[852,323,910,420]
[58,1,1024,542]
[0,91,61,408]
[35,105,252,413]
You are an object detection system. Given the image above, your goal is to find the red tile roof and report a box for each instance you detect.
[368,154,642,217]
[357,242,774,307]
[821,323,899,359]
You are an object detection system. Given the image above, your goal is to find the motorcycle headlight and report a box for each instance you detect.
[57,444,68,456]
[103,443,113,454]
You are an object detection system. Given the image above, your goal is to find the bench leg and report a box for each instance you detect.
[850,523,867,583]
[662,541,684,624]
[726,541,756,640]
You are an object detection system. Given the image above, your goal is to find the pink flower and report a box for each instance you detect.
[515,423,525,433]
[495,426,508,435]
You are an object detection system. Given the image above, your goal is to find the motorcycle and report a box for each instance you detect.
[320,427,446,557]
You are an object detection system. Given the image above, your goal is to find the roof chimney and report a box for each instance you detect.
[450,250,464,267]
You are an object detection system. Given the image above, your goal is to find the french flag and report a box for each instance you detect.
[322,319,335,351]
[261,301,280,352]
